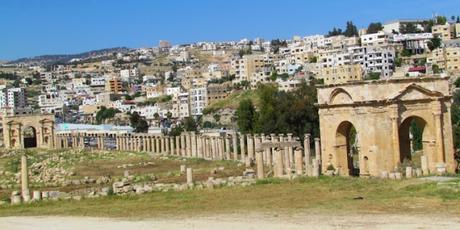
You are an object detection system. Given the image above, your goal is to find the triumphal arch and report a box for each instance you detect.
[2,114,55,149]
[317,77,456,177]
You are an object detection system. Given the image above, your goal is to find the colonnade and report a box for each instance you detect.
[55,132,322,175]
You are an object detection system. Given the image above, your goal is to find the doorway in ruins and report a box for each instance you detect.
[23,126,37,148]
[399,116,428,167]
[336,121,360,176]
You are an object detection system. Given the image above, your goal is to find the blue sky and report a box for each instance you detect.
[0,0,459,60]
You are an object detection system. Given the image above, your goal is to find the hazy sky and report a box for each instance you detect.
[1,0,459,60]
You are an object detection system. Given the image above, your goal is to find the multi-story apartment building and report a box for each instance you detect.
[189,87,207,117]
[361,32,391,47]
[231,54,273,84]
[171,92,190,118]
[38,92,64,114]
[207,82,232,104]
[0,87,26,109]
[319,64,363,85]
[105,77,124,94]
[319,46,395,78]
[432,23,456,41]
[392,33,433,54]
[427,47,460,74]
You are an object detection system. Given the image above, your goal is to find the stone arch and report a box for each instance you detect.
[2,114,55,149]
[398,115,434,165]
[335,120,360,176]
[329,88,353,105]
[23,126,37,148]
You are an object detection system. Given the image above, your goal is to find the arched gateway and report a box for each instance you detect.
[317,77,456,176]
[2,114,55,149]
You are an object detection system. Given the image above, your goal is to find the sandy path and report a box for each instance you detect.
[1,213,460,230]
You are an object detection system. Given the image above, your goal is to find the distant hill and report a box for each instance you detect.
[8,47,132,65]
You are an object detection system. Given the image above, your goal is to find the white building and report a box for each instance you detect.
[189,87,207,116]
[392,33,433,54]
[90,76,106,87]
[0,87,26,109]
[319,46,395,78]
[38,92,64,114]
[361,32,391,47]
[172,92,190,118]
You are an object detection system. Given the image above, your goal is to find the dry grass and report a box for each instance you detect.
[1,176,459,218]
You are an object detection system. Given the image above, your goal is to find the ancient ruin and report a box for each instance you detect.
[2,114,56,149]
[317,77,457,177]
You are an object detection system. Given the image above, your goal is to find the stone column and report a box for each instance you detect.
[274,147,284,178]
[232,132,238,160]
[21,155,30,202]
[186,168,193,185]
[225,135,231,160]
[170,136,175,155]
[304,134,311,173]
[294,146,303,175]
[220,137,225,160]
[390,104,401,169]
[165,136,170,155]
[197,135,203,158]
[287,133,294,167]
[261,134,267,164]
[240,134,246,163]
[433,101,445,164]
[191,132,197,157]
[269,133,277,166]
[185,132,191,157]
[255,150,264,179]
[314,138,321,163]
[247,134,254,166]
[180,134,186,156]
[175,136,180,156]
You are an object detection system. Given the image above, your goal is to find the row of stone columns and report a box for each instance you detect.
[254,134,322,179]
[55,132,322,176]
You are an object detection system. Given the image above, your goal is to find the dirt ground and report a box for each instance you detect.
[1,213,459,230]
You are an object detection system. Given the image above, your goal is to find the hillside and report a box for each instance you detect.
[8,47,131,65]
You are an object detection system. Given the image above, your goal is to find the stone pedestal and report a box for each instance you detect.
[405,167,413,178]
[421,155,429,175]
[312,159,320,177]
[255,150,264,179]
[294,147,303,175]
[11,191,21,205]
[180,165,186,174]
[186,168,193,185]
[274,148,284,178]
[33,191,41,201]
[380,171,389,179]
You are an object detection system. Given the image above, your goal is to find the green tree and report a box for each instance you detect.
[364,72,380,80]
[451,92,460,150]
[436,16,447,25]
[129,111,149,132]
[270,72,278,81]
[432,64,441,74]
[327,27,343,37]
[344,21,358,37]
[367,22,383,34]
[427,36,442,51]
[213,114,221,123]
[236,99,257,134]
[96,106,121,124]
[183,117,197,132]
[400,23,421,34]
